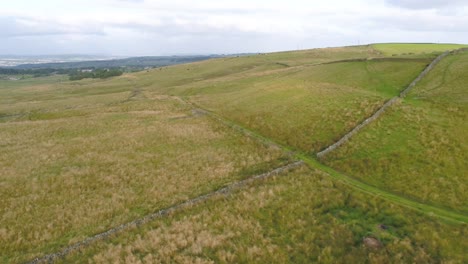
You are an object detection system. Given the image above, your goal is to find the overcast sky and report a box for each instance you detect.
[1,0,468,56]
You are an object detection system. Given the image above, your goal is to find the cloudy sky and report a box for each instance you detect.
[1,0,467,56]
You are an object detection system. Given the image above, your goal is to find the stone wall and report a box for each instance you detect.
[317,50,455,159]
[28,161,304,264]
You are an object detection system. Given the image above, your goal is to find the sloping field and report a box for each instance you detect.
[1,44,466,263]
[372,43,468,56]
[323,49,468,213]
[180,58,430,153]
[100,45,382,95]
[60,166,467,263]
[7,46,430,155]
[121,50,431,153]
[0,82,290,263]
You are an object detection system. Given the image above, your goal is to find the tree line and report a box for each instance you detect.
[68,69,123,80]
[0,67,123,80]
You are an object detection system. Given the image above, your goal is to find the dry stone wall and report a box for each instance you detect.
[317,50,454,158]
[28,161,304,264]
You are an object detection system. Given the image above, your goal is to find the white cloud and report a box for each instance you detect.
[0,0,467,55]
[0,16,105,38]
[385,0,468,10]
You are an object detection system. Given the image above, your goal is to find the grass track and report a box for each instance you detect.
[185,99,468,225]
[323,49,468,212]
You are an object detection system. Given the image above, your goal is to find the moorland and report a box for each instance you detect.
[1,43,467,263]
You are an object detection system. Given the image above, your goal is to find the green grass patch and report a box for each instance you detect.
[372,43,468,56]
[324,50,468,213]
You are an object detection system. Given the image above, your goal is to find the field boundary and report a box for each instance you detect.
[316,50,451,158]
[27,161,304,264]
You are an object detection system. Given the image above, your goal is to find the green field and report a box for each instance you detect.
[1,43,467,263]
[372,43,468,56]
[124,55,431,153]
[182,58,430,153]
[323,50,468,213]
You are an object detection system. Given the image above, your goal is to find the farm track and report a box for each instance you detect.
[180,99,468,225]
[419,54,460,96]
[27,161,304,264]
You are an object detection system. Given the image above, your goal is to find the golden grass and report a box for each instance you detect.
[1,46,426,155]
[2,44,466,263]
[0,89,289,263]
[60,166,468,263]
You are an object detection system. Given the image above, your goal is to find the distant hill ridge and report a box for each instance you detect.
[7,55,227,69]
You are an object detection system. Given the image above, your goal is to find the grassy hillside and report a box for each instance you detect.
[372,43,468,56]
[323,49,468,213]
[60,166,467,263]
[1,43,466,263]
[0,81,290,263]
[118,50,430,153]
[4,45,426,154]
[181,58,430,153]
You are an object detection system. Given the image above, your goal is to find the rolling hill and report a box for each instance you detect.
[1,43,467,263]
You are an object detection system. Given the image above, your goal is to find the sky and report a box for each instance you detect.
[1,0,468,56]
